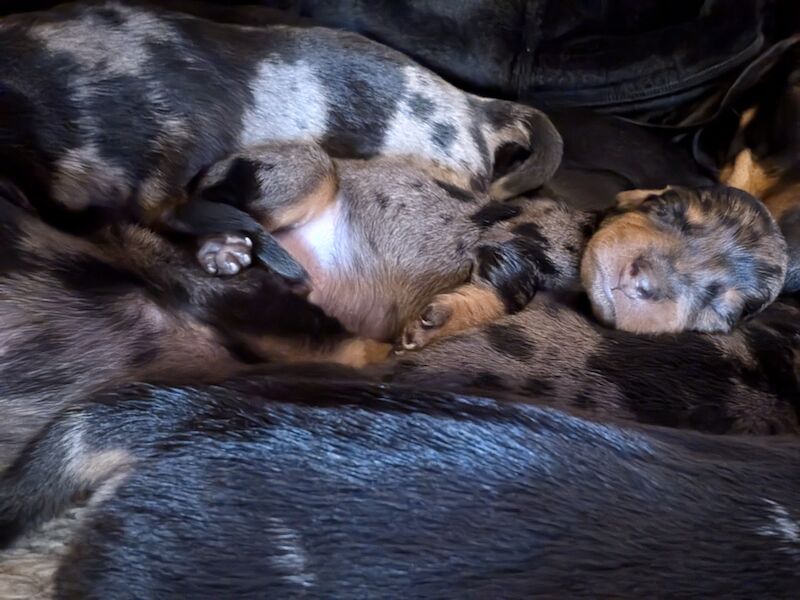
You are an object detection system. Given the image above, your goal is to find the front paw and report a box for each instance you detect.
[399,301,454,352]
[197,234,253,276]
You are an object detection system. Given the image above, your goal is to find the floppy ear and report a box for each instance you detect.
[614,186,671,209]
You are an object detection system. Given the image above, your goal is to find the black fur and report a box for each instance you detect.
[0,378,797,598]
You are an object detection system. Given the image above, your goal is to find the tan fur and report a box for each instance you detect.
[269,167,338,230]
[723,149,779,198]
[401,284,505,350]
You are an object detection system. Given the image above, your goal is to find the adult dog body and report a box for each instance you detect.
[0,378,798,599]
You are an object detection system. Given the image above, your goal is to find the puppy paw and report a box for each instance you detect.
[399,300,454,352]
[197,234,253,276]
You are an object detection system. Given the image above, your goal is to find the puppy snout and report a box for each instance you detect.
[619,258,658,300]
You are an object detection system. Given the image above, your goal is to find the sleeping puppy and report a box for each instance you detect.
[0,0,561,283]
[0,378,798,599]
[580,185,787,334]
[194,142,788,348]
[0,175,795,483]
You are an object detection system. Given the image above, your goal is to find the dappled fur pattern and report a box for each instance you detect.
[388,291,800,435]
[0,192,392,473]
[0,0,561,251]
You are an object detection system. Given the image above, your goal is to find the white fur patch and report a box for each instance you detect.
[383,65,485,176]
[30,6,179,76]
[240,60,329,146]
[758,498,800,554]
[267,517,315,588]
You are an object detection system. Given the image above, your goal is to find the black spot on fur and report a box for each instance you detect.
[482,100,516,130]
[510,237,557,276]
[475,244,540,312]
[585,330,737,432]
[376,193,391,209]
[434,180,477,203]
[470,371,508,390]
[520,377,555,396]
[431,122,456,150]
[470,202,522,227]
[511,222,548,245]
[572,392,594,410]
[486,324,536,360]
[408,94,435,120]
[319,51,404,159]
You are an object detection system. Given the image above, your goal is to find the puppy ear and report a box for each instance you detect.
[615,186,671,209]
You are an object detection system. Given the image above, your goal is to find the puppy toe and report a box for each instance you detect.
[197,234,254,277]
[400,301,454,351]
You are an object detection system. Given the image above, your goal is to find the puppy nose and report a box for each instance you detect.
[622,258,657,300]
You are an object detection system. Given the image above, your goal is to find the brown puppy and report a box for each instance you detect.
[192,143,788,347]
[190,143,590,346]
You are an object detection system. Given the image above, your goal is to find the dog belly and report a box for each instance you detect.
[274,202,396,340]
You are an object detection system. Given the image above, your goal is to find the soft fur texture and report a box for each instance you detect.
[0,0,561,236]
[0,378,798,599]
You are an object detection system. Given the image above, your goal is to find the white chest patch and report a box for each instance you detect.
[274,196,350,283]
[240,60,329,146]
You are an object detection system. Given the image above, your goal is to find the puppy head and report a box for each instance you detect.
[581,186,787,334]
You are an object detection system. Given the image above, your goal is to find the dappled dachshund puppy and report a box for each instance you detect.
[0,0,561,283]
[195,142,788,347]
[386,292,800,435]
[580,185,787,334]
[0,378,799,599]
[0,176,797,484]
[717,45,800,292]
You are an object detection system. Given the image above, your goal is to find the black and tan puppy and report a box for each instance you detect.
[0,378,798,599]
[0,0,561,283]
[717,44,800,291]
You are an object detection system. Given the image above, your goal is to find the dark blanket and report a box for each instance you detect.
[253,0,775,125]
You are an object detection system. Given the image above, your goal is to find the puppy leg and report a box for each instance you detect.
[192,142,338,231]
[401,198,595,350]
[400,283,504,350]
[165,142,337,282]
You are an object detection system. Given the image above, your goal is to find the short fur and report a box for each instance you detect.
[0,0,562,280]
[0,191,388,471]
[191,142,789,343]
[718,46,800,291]
[0,378,798,598]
